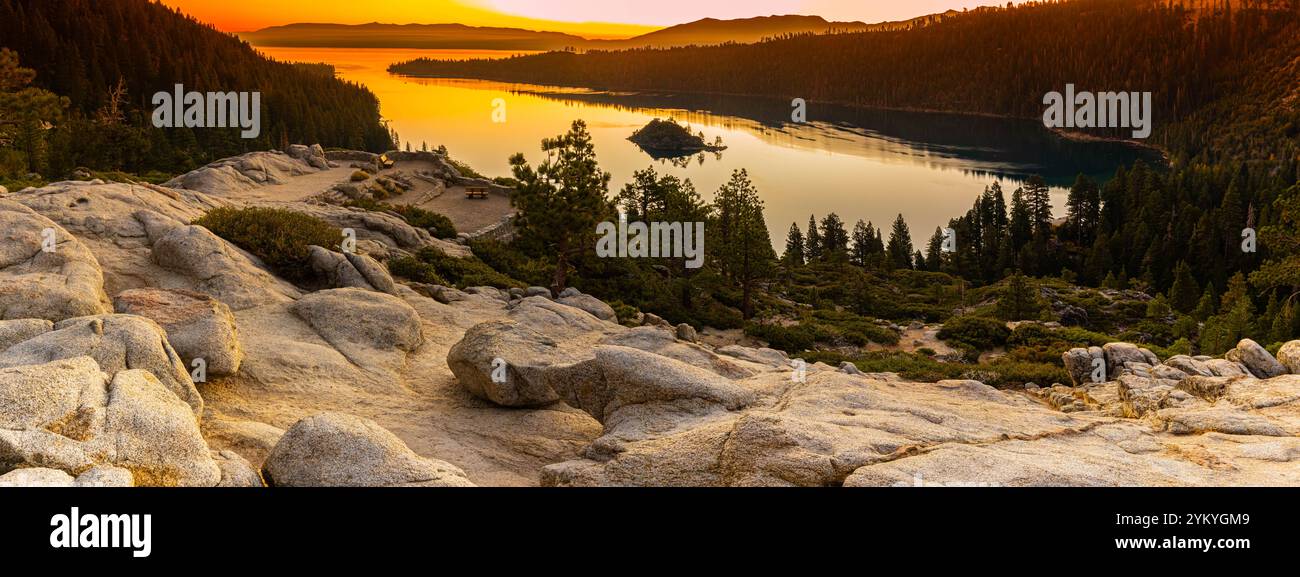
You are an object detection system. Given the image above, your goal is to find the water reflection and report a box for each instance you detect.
[512,88,1166,188]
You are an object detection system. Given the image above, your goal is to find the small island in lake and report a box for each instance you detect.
[628,118,727,157]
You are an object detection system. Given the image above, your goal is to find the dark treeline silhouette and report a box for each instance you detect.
[784,155,1300,353]
[391,0,1300,164]
[0,0,393,177]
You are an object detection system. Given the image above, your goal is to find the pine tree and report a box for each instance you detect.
[820,213,850,256]
[886,214,914,270]
[509,120,612,295]
[616,167,667,221]
[1008,186,1032,251]
[925,227,946,272]
[0,49,69,174]
[804,215,823,262]
[850,220,873,267]
[713,169,775,318]
[997,272,1042,321]
[1168,261,1200,314]
[1025,175,1053,237]
[1065,174,1101,244]
[784,222,806,266]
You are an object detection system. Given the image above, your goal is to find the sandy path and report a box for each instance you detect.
[241,158,515,234]
[385,160,514,234]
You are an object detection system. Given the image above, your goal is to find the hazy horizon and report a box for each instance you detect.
[161,0,1020,37]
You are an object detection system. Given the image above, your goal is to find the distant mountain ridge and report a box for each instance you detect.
[239,13,957,51]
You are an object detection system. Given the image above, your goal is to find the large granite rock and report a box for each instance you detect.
[1226,339,1287,379]
[0,358,219,486]
[291,288,423,369]
[0,314,203,415]
[262,412,474,487]
[0,200,111,322]
[114,288,244,376]
[1278,340,1300,374]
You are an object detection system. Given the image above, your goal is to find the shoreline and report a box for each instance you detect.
[389,71,1174,166]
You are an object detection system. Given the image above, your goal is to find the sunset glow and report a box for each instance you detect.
[159,0,1009,36]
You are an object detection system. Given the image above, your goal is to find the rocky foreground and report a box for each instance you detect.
[2,147,1299,487]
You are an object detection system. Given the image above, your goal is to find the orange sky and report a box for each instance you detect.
[160,0,1006,36]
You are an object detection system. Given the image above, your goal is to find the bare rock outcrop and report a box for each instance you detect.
[448,297,751,408]
[0,357,219,486]
[291,288,423,371]
[164,150,329,195]
[148,220,300,310]
[0,314,203,415]
[262,412,474,487]
[306,245,397,294]
[0,318,53,351]
[1277,340,1300,374]
[0,200,111,321]
[114,288,244,376]
[1226,338,1287,379]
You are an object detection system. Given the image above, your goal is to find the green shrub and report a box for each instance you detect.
[351,170,371,182]
[982,359,1070,387]
[194,207,340,283]
[390,246,520,290]
[937,316,1010,351]
[608,300,642,326]
[388,256,448,286]
[746,322,816,353]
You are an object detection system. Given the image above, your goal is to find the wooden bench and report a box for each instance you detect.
[378,154,394,170]
[465,186,490,199]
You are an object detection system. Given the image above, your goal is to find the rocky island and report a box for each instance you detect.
[628,118,727,157]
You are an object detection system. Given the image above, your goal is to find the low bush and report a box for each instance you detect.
[389,246,521,289]
[194,207,340,283]
[350,170,371,182]
[937,315,1010,351]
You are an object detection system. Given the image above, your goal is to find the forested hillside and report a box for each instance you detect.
[0,0,393,179]
[391,0,1300,164]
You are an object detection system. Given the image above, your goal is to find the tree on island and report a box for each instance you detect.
[509,119,612,295]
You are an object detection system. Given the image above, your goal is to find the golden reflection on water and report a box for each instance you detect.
[258,46,1070,249]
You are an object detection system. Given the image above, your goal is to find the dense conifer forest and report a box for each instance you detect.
[0,0,393,179]
[391,0,1300,164]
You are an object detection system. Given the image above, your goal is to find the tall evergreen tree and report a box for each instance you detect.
[804,215,823,261]
[509,120,612,295]
[886,214,914,270]
[925,227,946,272]
[820,213,850,257]
[713,169,775,318]
[850,220,873,267]
[784,222,806,266]
[1168,261,1200,314]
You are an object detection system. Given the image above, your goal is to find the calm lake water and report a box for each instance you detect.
[259,47,1163,249]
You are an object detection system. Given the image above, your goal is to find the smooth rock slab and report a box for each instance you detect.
[0,358,219,486]
[262,412,474,487]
